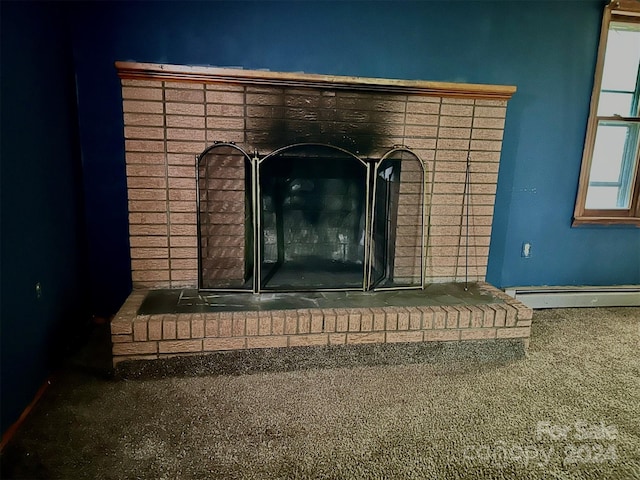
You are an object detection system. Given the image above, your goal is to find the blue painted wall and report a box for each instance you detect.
[1,2,89,432]
[69,0,638,311]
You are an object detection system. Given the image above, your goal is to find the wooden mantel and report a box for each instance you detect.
[115,61,517,100]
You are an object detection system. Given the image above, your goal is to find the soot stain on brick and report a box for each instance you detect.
[245,88,391,156]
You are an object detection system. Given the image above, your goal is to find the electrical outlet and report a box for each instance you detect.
[35,282,42,300]
[521,242,532,258]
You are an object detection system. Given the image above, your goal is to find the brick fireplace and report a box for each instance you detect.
[110,62,532,366]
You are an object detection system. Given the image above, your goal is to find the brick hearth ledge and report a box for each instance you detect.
[111,283,532,367]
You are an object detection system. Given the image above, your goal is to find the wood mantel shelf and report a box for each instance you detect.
[115,61,517,100]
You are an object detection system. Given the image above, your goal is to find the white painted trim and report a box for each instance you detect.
[503,285,640,309]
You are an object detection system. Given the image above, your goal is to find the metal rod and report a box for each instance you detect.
[366,161,378,289]
[259,142,369,167]
[198,288,258,294]
[421,155,427,290]
[372,285,423,292]
[383,166,392,284]
[252,151,260,293]
[260,287,367,294]
[463,152,471,291]
[195,154,202,290]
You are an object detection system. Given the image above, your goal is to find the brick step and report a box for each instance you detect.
[111,283,532,366]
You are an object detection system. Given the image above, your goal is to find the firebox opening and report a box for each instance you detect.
[197,142,426,293]
[259,144,367,291]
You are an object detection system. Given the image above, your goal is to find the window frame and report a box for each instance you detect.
[573,0,640,226]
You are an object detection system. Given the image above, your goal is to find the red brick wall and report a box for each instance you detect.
[120,72,509,288]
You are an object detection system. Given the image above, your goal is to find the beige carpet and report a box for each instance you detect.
[2,307,639,479]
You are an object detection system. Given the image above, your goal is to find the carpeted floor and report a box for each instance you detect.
[1,307,639,479]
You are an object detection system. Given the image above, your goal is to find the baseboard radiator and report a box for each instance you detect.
[504,285,640,309]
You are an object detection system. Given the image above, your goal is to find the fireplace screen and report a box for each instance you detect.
[197,143,425,292]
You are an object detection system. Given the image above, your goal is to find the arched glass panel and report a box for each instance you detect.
[368,147,425,290]
[258,144,369,291]
[197,143,254,290]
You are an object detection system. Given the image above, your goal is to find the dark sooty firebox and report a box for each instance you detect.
[197,142,425,293]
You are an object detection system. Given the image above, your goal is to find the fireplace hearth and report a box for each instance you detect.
[110,63,532,367]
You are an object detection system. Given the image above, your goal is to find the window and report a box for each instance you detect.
[574,0,640,225]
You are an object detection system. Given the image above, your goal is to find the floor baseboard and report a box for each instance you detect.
[0,376,54,452]
[504,285,640,309]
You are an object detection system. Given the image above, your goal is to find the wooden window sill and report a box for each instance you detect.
[572,216,640,227]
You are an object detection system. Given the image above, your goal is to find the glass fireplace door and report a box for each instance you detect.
[368,147,426,290]
[197,143,254,291]
[257,144,369,291]
[197,142,425,293]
